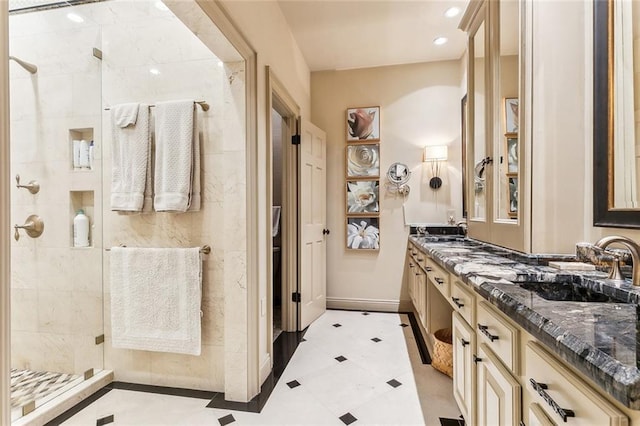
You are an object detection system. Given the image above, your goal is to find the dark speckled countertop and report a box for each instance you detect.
[409,235,640,410]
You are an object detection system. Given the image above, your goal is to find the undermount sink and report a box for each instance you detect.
[517,281,628,303]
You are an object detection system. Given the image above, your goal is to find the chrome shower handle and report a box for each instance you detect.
[14,214,44,241]
[15,174,40,194]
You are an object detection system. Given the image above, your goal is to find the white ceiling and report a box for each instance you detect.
[277,0,469,72]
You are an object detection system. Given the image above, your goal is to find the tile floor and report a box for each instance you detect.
[60,310,461,425]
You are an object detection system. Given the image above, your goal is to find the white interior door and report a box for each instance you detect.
[299,120,326,330]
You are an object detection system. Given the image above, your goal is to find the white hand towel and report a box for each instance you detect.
[110,247,202,356]
[154,100,199,212]
[110,103,151,211]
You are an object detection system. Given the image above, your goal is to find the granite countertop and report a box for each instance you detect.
[409,235,640,409]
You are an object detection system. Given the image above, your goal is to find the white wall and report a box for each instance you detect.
[311,61,462,310]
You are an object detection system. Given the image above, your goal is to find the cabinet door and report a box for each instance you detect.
[417,270,427,329]
[453,312,476,425]
[407,259,416,305]
[476,344,521,426]
[528,403,556,426]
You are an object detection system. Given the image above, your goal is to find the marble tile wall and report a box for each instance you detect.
[9,5,103,377]
[99,1,236,393]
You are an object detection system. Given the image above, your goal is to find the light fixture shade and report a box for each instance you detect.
[423,145,448,162]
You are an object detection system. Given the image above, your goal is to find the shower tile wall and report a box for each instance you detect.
[98,0,237,392]
[9,7,104,376]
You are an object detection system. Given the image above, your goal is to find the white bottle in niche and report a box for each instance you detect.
[79,139,90,169]
[73,209,90,247]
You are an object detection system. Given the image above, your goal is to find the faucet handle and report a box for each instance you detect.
[606,252,625,281]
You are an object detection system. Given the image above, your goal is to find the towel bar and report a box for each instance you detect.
[104,101,209,112]
[106,245,211,254]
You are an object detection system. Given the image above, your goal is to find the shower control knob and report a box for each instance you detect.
[15,174,40,194]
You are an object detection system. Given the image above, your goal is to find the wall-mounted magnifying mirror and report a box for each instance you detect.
[386,162,411,195]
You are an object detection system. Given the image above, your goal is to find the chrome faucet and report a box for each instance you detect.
[594,236,640,286]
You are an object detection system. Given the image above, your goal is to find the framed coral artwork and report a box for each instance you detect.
[346,217,380,250]
[346,106,380,141]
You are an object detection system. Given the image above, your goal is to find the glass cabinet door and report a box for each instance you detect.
[470,19,487,222]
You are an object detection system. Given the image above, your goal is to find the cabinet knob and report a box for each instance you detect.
[322,228,331,235]
[434,277,444,285]
[529,378,575,422]
[460,338,470,347]
[425,267,433,272]
[473,354,482,364]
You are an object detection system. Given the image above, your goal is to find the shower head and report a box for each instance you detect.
[9,56,38,74]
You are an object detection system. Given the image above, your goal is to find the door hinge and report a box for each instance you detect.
[291,134,301,145]
[292,292,301,303]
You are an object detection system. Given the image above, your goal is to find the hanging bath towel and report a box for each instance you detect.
[110,103,151,211]
[110,247,202,355]
[153,100,200,212]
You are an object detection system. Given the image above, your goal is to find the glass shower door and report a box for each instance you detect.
[9,3,104,421]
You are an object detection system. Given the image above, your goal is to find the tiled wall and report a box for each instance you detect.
[9,6,103,375]
[99,1,233,392]
[10,0,245,393]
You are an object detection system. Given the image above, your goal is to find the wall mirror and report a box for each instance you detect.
[386,162,411,194]
[594,0,640,227]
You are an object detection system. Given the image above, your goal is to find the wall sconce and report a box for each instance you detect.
[423,145,448,190]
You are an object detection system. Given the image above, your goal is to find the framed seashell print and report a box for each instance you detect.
[346,144,380,177]
[346,217,380,250]
[347,106,380,141]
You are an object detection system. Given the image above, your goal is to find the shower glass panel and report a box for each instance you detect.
[9,2,104,421]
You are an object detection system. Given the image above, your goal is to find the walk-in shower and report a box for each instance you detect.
[8,56,37,74]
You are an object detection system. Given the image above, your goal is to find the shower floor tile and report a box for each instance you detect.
[11,368,82,410]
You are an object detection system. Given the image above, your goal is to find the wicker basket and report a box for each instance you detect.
[432,328,453,378]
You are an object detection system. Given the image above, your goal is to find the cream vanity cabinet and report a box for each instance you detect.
[451,280,521,426]
[405,242,453,349]
[452,312,476,425]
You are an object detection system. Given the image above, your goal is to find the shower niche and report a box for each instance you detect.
[70,190,94,248]
[69,128,94,171]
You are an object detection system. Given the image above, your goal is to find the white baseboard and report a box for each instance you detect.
[259,354,271,385]
[327,297,412,313]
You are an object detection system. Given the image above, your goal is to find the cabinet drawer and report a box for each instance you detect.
[426,258,449,298]
[450,279,475,325]
[476,301,519,374]
[526,341,628,426]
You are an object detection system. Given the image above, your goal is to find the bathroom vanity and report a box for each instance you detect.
[406,235,640,425]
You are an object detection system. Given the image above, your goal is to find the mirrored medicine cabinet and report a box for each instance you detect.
[460,0,527,250]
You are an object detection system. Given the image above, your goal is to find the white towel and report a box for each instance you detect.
[154,100,201,212]
[110,103,151,211]
[110,247,202,356]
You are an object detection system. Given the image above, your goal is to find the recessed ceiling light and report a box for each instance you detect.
[67,12,84,23]
[155,1,169,11]
[149,68,161,75]
[445,7,461,18]
[433,37,448,46]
